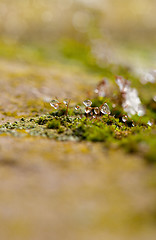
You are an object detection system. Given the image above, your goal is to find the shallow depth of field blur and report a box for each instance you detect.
[0,0,156,67]
[0,1,156,240]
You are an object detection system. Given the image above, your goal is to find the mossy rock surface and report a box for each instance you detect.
[0,40,156,240]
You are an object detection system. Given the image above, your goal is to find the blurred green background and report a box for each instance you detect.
[0,0,156,67]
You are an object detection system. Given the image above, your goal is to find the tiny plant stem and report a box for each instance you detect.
[66,99,71,116]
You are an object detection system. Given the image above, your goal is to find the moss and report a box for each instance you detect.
[0,98,155,164]
[57,126,64,134]
[36,116,48,125]
[111,107,124,118]
[50,108,67,117]
[0,112,155,164]
[73,123,87,140]
[86,125,113,142]
[47,119,61,129]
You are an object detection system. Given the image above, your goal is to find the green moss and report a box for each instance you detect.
[50,108,67,117]
[36,116,48,125]
[86,125,113,142]
[0,98,155,164]
[73,123,87,140]
[57,126,64,134]
[47,119,61,129]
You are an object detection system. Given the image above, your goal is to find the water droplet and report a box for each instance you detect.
[75,105,80,111]
[63,99,69,106]
[122,115,128,123]
[50,100,59,109]
[94,107,99,115]
[147,120,153,126]
[85,107,92,114]
[83,100,92,107]
[100,103,111,115]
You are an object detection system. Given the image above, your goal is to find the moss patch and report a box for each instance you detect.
[0,105,155,164]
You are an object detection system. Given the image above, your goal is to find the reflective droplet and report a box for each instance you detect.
[83,100,92,107]
[85,107,92,114]
[100,103,111,115]
[147,120,153,126]
[94,107,99,115]
[50,100,59,109]
[75,105,80,111]
[63,99,69,106]
[122,115,128,123]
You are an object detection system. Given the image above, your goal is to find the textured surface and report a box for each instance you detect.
[0,57,156,240]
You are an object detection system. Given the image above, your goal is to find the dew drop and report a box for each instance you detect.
[122,115,128,123]
[75,105,80,111]
[50,100,59,109]
[147,120,153,126]
[94,107,99,115]
[83,100,92,107]
[85,107,92,114]
[100,103,111,115]
[63,99,69,106]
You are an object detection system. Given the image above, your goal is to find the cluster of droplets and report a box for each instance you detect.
[50,99,70,109]
[82,100,111,116]
[50,98,111,117]
[50,99,70,116]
